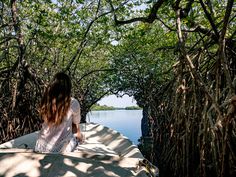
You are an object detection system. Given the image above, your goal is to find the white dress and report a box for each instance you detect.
[34,98,81,153]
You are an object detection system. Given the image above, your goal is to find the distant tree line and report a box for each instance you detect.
[91,103,141,111]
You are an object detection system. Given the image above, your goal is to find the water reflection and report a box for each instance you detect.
[87,110,142,145]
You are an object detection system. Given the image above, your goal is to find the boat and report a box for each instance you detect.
[0,123,158,177]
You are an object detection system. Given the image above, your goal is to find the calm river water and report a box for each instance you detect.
[86,110,142,145]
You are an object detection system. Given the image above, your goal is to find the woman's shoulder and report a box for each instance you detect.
[71,97,80,111]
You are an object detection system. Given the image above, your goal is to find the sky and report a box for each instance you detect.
[97,94,137,108]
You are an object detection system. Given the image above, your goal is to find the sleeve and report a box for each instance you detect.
[71,98,81,125]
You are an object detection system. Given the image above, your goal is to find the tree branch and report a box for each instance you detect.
[64,3,119,71]
[108,0,165,25]
[218,0,234,95]
[199,0,219,39]
[156,16,175,31]
[77,68,114,83]
[175,6,223,119]
[220,0,234,40]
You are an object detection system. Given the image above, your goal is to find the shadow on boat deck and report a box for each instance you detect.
[0,123,148,177]
[0,151,147,177]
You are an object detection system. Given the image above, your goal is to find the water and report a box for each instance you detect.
[86,110,142,145]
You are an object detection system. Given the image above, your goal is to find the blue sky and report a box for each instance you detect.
[97,94,137,108]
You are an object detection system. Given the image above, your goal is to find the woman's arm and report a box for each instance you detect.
[71,98,84,142]
[75,124,84,143]
[72,123,77,133]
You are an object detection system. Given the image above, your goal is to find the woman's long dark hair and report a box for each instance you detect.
[39,72,72,126]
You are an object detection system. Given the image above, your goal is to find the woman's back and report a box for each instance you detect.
[35,97,80,153]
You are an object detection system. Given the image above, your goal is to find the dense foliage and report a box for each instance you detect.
[0,0,235,177]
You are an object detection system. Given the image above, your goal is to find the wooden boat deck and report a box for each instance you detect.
[0,123,148,177]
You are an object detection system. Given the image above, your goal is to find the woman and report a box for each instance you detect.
[35,72,83,153]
